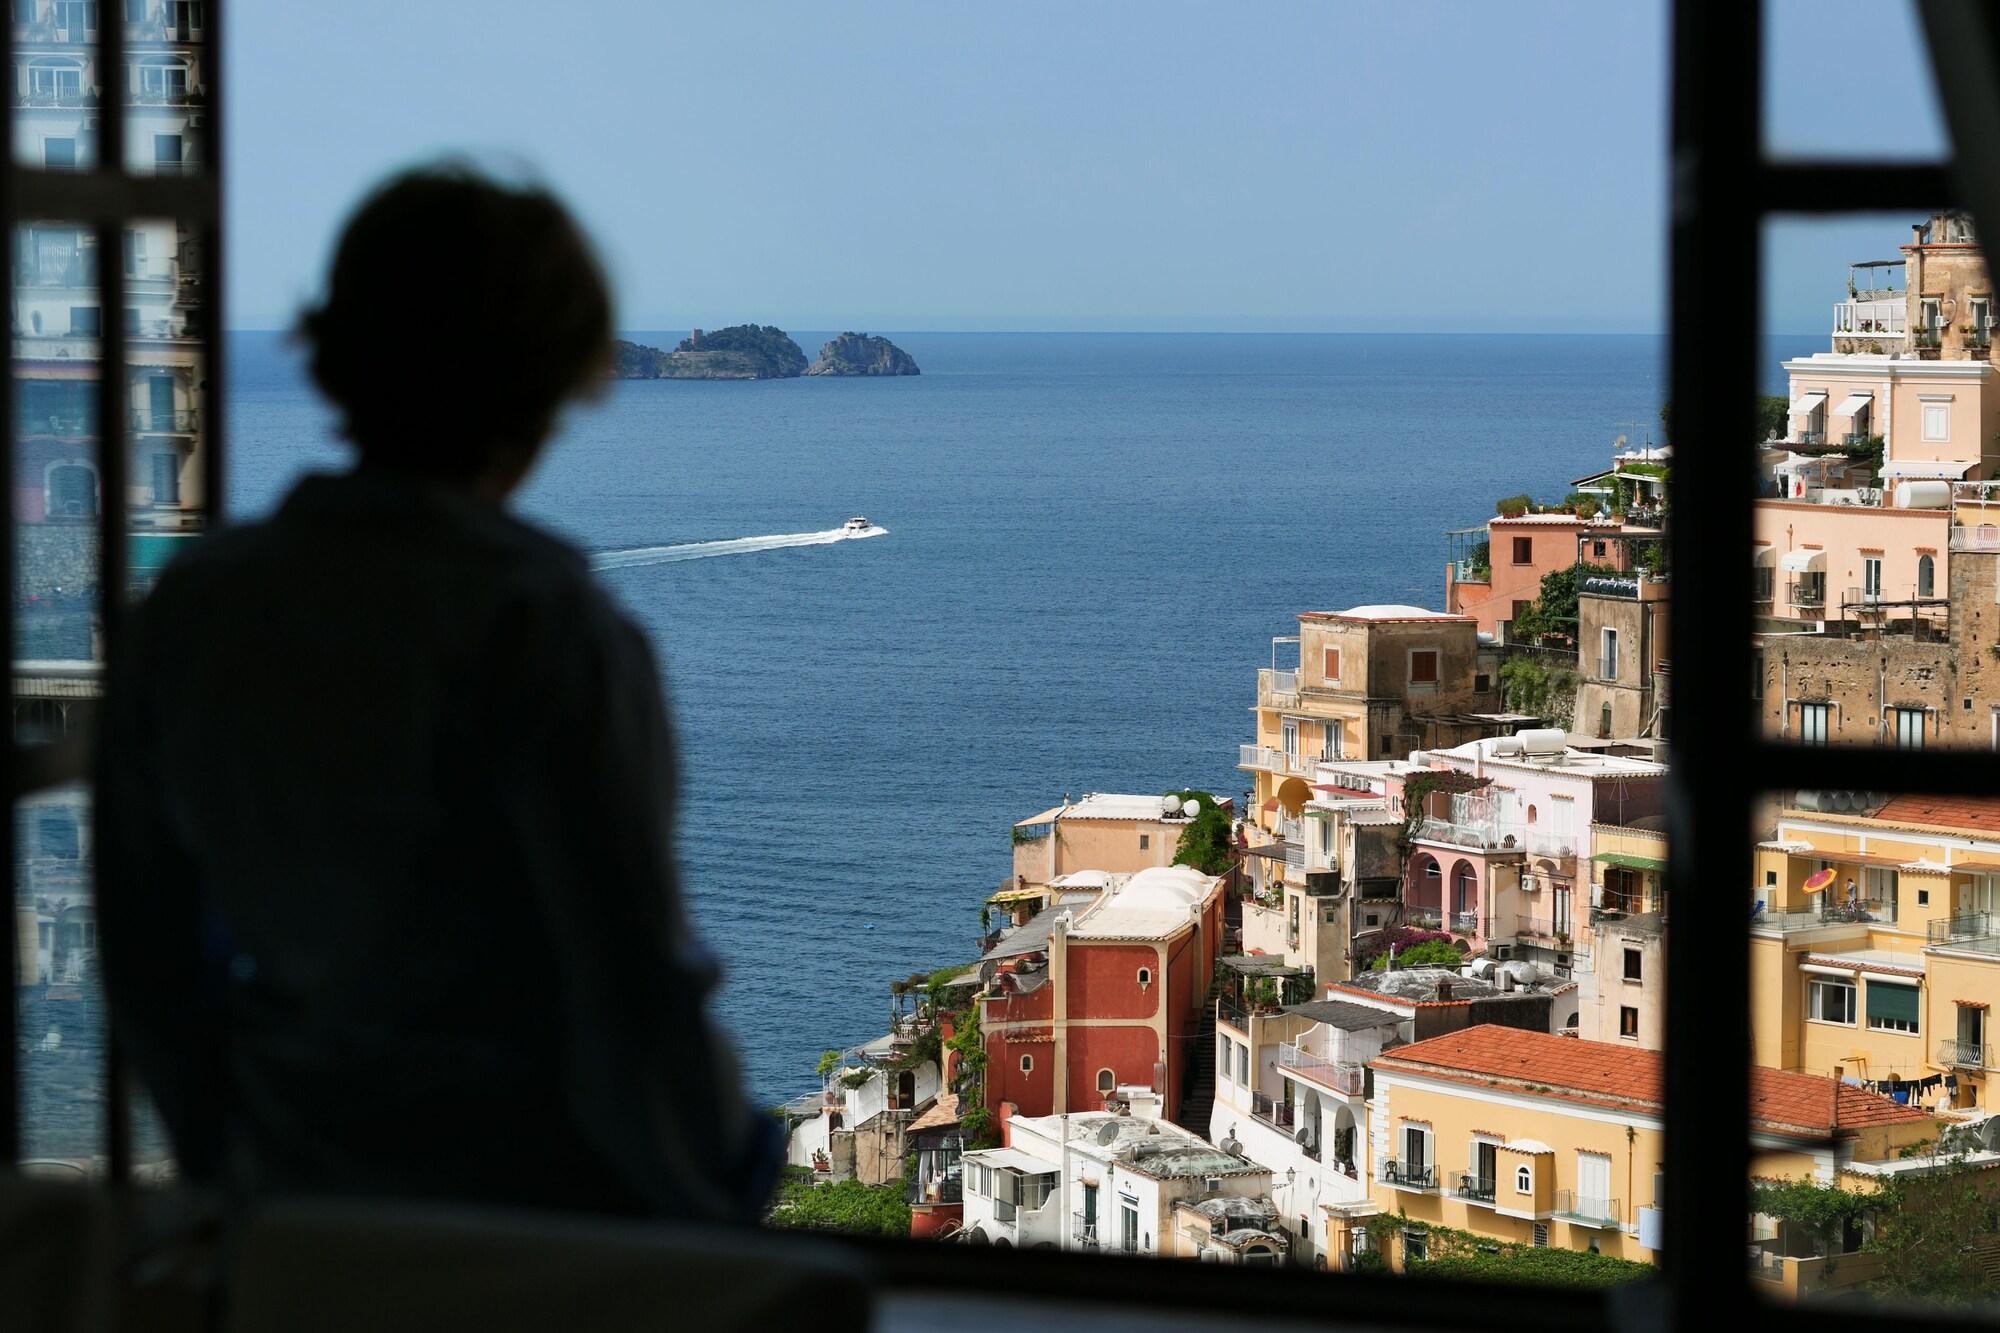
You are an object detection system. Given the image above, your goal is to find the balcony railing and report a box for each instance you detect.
[1937,1040,1993,1070]
[1927,912,1996,945]
[131,409,196,433]
[1523,830,1578,859]
[1788,582,1826,609]
[1833,298,1907,336]
[1217,997,1250,1033]
[1283,840,1304,870]
[1405,908,1441,929]
[16,89,95,108]
[1071,1212,1099,1248]
[1413,817,1523,852]
[1258,668,1299,708]
[1452,1174,1497,1205]
[1951,524,2000,553]
[1553,1191,1621,1227]
[1379,1160,1438,1191]
[1793,430,1825,446]
[1450,911,1479,935]
[1278,1042,1365,1095]
[1250,1090,1297,1133]
[1237,745,1317,778]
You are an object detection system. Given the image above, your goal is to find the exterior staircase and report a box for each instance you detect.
[1178,991,1219,1139]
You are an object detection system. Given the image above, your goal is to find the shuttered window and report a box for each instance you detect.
[1865,981,1920,1033]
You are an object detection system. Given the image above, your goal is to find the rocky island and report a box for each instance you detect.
[612,326,919,380]
[805,332,921,377]
[613,324,807,380]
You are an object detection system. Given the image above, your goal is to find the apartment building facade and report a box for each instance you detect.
[1751,793,2000,1112]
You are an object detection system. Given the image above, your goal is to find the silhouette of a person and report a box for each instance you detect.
[99,165,778,1221]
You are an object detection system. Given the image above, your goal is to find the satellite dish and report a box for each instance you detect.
[1161,794,1181,817]
[1182,799,1201,818]
[1095,1121,1121,1147]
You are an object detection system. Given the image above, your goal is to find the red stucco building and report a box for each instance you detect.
[979,865,1224,1122]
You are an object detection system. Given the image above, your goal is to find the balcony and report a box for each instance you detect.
[1249,1089,1298,1135]
[16,89,96,108]
[1927,912,1998,945]
[1450,911,1479,936]
[1379,1160,1438,1193]
[1833,298,1907,336]
[1406,908,1441,929]
[1788,582,1826,610]
[1071,1212,1100,1249]
[1793,430,1825,447]
[1217,997,1250,1034]
[131,409,195,434]
[1951,524,2000,553]
[1277,1042,1365,1096]
[1237,745,1317,779]
[1451,1174,1497,1206]
[1414,816,1523,852]
[1553,1191,1621,1228]
[128,86,206,108]
[1937,1040,1993,1070]
[1258,668,1299,709]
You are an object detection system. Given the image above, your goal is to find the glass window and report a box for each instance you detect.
[1623,948,1642,981]
[1895,708,1926,750]
[1918,552,1936,598]
[1512,537,1532,564]
[1798,703,1830,745]
[1807,977,1855,1025]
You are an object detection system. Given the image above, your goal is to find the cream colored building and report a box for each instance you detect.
[1364,1025,1930,1275]
[998,792,1226,922]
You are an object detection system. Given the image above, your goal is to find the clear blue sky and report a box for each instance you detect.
[228,0,1947,333]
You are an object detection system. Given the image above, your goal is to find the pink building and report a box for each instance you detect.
[1446,515,1636,640]
[1392,736,1667,970]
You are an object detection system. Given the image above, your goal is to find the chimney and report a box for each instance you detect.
[1435,977,1453,1002]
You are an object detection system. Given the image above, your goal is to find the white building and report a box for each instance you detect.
[960,1096,1281,1261]
[1210,998,1398,1268]
[781,1030,940,1186]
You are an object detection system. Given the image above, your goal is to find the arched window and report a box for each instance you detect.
[1019,1053,1033,1074]
[1096,1068,1116,1096]
[1136,966,1152,987]
[46,461,97,519]
[1918,552,1935,598]
[1599,702,1613,739]
[1515,1164,1533,1194]
[25,58,84,104]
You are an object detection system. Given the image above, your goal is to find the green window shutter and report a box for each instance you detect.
[1866,981,1920,1026]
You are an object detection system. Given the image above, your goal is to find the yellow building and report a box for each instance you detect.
[1361,1025,1931,1272]
[1241,605,1509,881]
[996,792,1227,922]
[1751,793,2000,1111]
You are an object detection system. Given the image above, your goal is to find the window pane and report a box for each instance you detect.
[11,1,100,171]
[13,220,102,680]
[1763,0,1948,161]
[1752,789,2000,1306]
[121,0,206,177]
[125,221,204,584]
[1757,215,1999,750]
[15,781,100,1169]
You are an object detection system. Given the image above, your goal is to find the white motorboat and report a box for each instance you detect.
[842,516,873,534]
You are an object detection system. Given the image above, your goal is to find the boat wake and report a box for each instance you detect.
[590,524,887,571]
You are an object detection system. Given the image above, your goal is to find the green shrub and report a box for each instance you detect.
[1370,938,1465,970]
[1495,494,1533,518]
[767,1176,911,1238]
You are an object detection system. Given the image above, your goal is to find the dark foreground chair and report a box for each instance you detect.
[223,1201,871,1333]
[0,1177,113,1333]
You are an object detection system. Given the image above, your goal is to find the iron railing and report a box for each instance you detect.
[1452,1174,1497,1205]
[1927,911,1994,944]
[1553,1191,1621,1227]
[1379,1159,1437,1191]
[1277,1042,1365,1095]
[1936,1040,1992,1070]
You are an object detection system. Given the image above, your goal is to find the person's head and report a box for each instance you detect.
[299,163,613,496]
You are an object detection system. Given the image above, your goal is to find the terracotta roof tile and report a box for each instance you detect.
[1872,794,2000,835]
[1372,1025,1925,1138]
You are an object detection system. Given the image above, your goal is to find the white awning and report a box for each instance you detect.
[1788,390,1827,415]
[967,1146,1059,1176]
[1780,548,1826,573]
[1751,545,1775,566]
[1014,807,1065,827]
[1500,1139,1555,1155]
[1881,458,1975,480]
[1832,393,1873,418]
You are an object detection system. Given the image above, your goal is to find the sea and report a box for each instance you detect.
[28,329,1823,1151]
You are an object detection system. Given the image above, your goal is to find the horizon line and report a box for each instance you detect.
[221,325,1826,338]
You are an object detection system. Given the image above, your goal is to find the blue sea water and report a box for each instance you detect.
[219,330,1814,1106]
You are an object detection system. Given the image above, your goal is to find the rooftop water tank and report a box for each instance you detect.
[1517,728,1567,756]
[1895,480,1953,509]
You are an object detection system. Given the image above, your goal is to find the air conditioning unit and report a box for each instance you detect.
[1491,944,1513,961]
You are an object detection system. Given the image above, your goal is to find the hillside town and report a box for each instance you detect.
[773,212,2000,1293]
